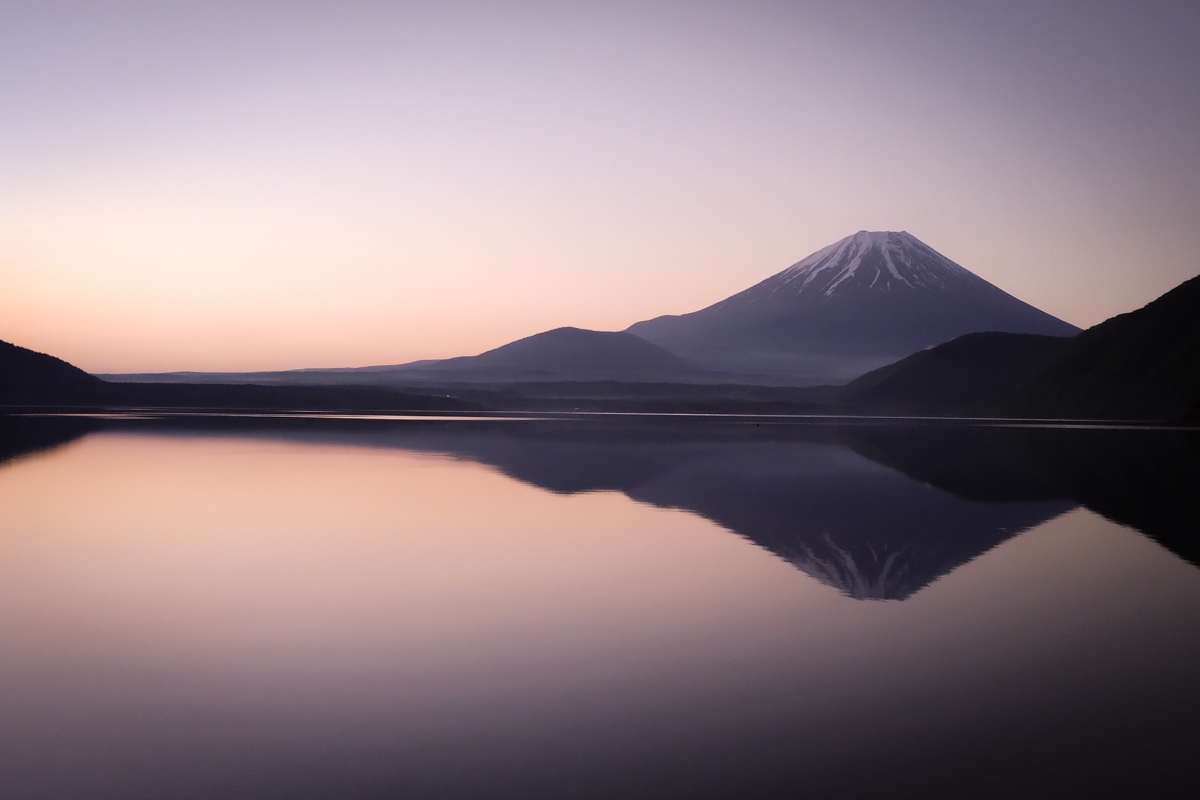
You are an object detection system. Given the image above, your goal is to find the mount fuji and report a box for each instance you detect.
[627,231,1080,384]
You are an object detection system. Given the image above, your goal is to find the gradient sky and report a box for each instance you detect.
[3,1,1198,373]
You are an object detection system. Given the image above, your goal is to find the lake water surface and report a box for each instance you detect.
[1,414,1198,798]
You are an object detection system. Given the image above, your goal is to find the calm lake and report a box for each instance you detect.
[1,413,1198,799]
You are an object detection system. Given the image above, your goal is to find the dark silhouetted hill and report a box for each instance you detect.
[1006,273,1200,420]
[840,271,1200,421]
[1,339,102,398]
[844,332,1071,413]
[95,383,483,412]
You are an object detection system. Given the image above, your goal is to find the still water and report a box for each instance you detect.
[1,415,1198,799]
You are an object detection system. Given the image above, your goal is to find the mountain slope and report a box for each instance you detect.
[104,327,713,387]
[389,327,710,383]
[844,332,1072,413]
[1006,272,1200,420]
[627,231,1079,384]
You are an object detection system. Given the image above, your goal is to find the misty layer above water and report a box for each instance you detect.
[0,416,1198,799]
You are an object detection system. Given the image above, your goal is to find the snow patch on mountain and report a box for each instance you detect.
[768,230,975,300]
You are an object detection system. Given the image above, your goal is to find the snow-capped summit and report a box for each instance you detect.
[720,231,990,309]
[772,230,972,295]
[627,230,1080,384]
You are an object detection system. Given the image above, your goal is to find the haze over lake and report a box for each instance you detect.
[1,415,1197,799]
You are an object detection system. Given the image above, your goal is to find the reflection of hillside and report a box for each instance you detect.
[0,416,96,469]
[1020,428,1200,566]
[842,424,1200,568]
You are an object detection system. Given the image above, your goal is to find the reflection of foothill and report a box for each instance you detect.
[1019,429,1200,566]
[0,416,97,468]
[833,424,1200,569]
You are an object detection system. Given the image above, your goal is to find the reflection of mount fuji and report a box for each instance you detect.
[373,426,1073,600]
[395,423,1200,599]
[4,416,1197,601]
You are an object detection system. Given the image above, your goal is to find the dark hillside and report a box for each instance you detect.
[844,332,1071,413]
[1006,273,1200,420]
[1,340,102,390]
[95,383,482,412]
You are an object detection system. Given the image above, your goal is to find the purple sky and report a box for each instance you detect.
[3,1,1198,372]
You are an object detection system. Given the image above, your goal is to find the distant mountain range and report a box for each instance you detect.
[0,340,477,412]
[5,230,1198,420]
[628,230,1079,383]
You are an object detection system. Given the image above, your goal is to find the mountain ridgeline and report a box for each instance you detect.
[101,327,713,387]
[347,327,711,384]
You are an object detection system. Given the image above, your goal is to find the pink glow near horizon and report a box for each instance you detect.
[2,2,1198,373]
